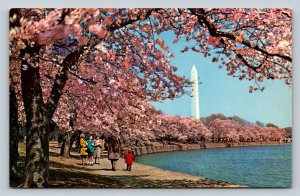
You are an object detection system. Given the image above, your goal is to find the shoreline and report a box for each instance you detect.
[132,141,288,156]
[49,155,245,188]
[47,141,289,188]
[47,141,245,188]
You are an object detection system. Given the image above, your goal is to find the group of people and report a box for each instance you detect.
[79,133,135,171]
[79,134,104,165]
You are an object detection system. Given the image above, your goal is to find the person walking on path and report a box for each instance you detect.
[79,134,88,165]
[93,135,102,164]
[107,133,122,171]
[124,149,135,171]
[87,135,95,165]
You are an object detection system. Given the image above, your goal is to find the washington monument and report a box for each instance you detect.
[191,65,200,120]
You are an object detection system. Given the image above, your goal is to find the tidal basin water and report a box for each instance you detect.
[135,144,291,187]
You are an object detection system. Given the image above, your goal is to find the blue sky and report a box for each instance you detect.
[150,31,292,128]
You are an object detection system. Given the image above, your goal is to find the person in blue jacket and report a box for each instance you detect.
[86,135,95,165]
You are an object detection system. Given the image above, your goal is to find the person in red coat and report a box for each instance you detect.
[124,149,135,171]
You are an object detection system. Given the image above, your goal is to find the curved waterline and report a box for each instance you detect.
[135,144,291,187]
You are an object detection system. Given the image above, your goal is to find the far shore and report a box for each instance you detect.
[131,140,289,156]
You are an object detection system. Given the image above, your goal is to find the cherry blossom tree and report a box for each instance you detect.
[208,119,243,142]
[208,119,286,142]
[151,114,211,144]
[9,8,292,187]
[261,127,285,141]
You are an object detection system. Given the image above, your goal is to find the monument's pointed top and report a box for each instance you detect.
[191,64,197,72]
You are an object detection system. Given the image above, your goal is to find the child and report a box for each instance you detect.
[124,149,135,171]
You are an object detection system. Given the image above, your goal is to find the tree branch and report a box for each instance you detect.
[189,8,292,62]
[45,48,84,119]
[68,69,97,85]
[236,53,262,72]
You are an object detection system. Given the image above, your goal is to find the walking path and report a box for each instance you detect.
[49,142,244,188]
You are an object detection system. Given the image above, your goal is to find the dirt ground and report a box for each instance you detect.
[47,141,244,188]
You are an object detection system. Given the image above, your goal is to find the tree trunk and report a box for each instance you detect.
[20,45,83,187]
[21,59,49,188]
[9,84,20,186]
[60,132,71,157]
[49,120,58,141]
[60,130,81,157]
[70,130,82,154]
